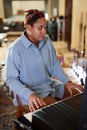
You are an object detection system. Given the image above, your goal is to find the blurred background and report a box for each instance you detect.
[0,0,87,51]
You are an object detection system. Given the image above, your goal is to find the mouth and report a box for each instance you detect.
[40,34,45,38]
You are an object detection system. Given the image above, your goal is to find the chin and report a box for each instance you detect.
[39,36,45,40]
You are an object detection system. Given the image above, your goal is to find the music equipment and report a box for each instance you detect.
[14,93,82,130]
[78,59,87,130]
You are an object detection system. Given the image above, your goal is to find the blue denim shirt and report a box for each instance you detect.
[6,32,69,106]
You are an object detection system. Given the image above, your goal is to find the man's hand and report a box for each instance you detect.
[28,93,46,112]
[64,81,84,98]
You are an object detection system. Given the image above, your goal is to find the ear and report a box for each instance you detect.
[26,25,32,35]
[25,24,32,30]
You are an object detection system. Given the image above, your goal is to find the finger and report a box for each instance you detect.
[29,98,42,112]
[33,98,46,110]
[36,98,46,107]
[68,88,73,96]
[33,99,41,109]
[76,85,84,91]
[74,88,82,93]
[29,102,36,112]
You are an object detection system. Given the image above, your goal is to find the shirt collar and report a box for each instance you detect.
[20,31,45,49]
[20,31,32,49]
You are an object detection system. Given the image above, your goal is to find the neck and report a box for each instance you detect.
[25,31,39,47]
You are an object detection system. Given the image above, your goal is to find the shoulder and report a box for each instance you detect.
[9,32,26,51]
[8,36,23,58]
